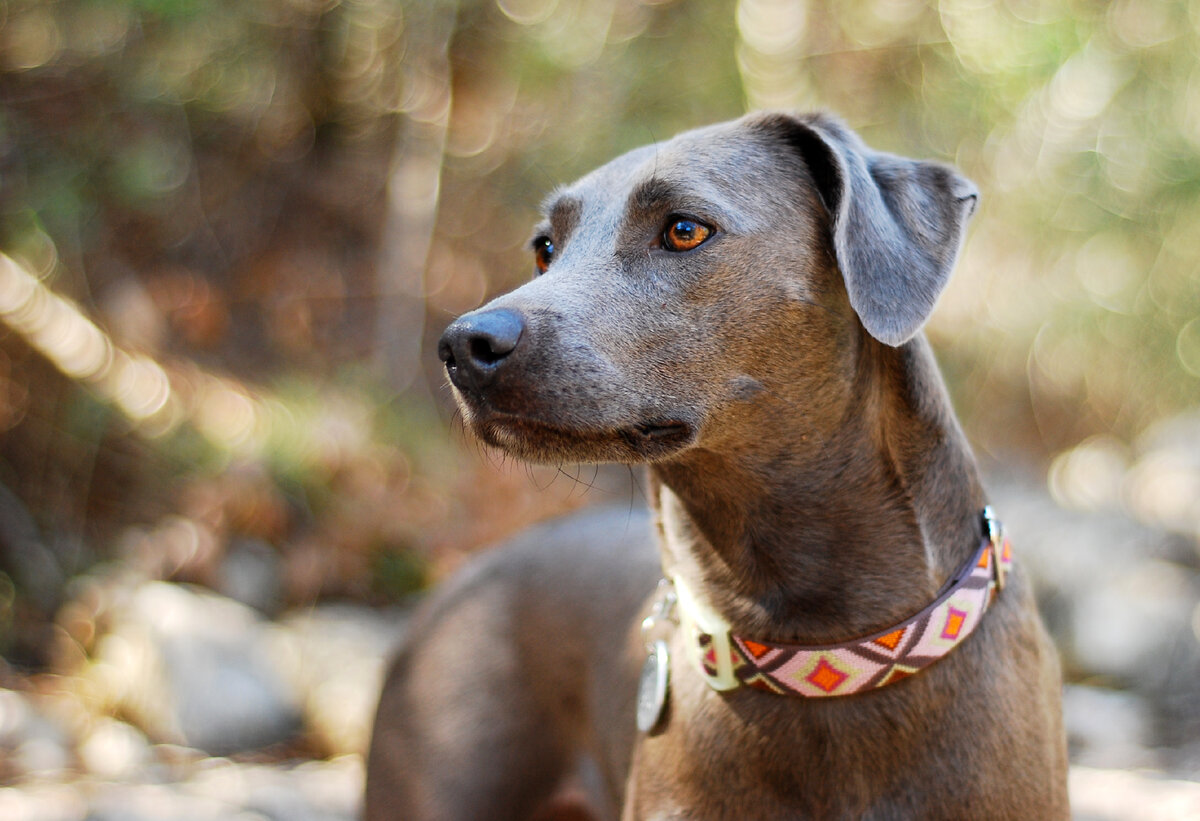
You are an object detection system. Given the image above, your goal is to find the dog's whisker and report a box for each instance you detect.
[554,464,583,497]
[556,463,607,498]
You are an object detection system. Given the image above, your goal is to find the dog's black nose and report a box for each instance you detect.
[438,308,525,390]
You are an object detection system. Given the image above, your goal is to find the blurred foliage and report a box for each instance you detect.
[0,0,1197,665]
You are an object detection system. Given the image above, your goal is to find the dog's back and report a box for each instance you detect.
[365,506,658,821]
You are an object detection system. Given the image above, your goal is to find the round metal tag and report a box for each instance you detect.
[636,639,670,734]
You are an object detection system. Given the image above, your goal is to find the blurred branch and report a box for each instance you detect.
[373,0,459,398]
[0,251,265,453]
[0,479,62,615]
[735,0,815,110]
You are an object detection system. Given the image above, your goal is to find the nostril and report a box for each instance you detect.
[470,335,507,366]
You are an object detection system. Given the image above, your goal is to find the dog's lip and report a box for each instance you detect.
[480,411,691,442]
[469,409,695,459]
[631,420,691,442]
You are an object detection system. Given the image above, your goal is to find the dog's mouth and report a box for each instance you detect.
[470,411,695,464]
[623,420,692,447]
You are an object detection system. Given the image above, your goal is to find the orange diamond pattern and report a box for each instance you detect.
[806,658,849,694]
[873,628,905,651]
[742,639,771,659]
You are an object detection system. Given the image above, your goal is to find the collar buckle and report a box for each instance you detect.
[672,574,740,691]
[983,505,1007,592]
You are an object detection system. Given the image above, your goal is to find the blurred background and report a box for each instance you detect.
[0,0,1198,818]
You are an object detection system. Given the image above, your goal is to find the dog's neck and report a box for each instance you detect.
[649,335,986,645]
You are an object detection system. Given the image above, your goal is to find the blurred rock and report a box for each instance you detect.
[1125,413,1200,542]
[1063,684,1157,770]
[0,687,34,748]
[1071,766,1200,821]
[182,756,363,821]
[215,538,284,616]
[86,581,302,755]
[987,470,1200,770]
[0,689,75,779]
[1070,560,1195,682]
[78,717,153,780]
[1156,626,1200,755]
[987,473,1171,603]
[271,604,408,756]
[0,755,364,821]
[1042,411,1200,550]
[13,734,73,779]
[0,782,86,821]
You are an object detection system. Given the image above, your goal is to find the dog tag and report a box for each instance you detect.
[636,639,670,734]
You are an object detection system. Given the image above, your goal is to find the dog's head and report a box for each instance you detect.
[438,112,977,464]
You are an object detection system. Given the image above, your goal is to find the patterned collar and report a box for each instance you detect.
[665,507,1012,697]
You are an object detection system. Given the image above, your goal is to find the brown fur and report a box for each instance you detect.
[366,111,1068,820]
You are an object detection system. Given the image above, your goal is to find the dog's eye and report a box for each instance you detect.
[661,218,713,253]
[533,236,555,274]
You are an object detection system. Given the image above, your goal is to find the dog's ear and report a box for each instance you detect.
[759,112,978,346]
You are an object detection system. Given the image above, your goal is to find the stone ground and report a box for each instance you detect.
[0,756,363,821]
[2,433,1200,819]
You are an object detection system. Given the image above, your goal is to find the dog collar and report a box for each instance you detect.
[668,507,1012,697]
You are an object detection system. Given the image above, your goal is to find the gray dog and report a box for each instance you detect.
[366,111,1069,820]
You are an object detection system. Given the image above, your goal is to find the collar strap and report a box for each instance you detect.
[673,507,1012,697]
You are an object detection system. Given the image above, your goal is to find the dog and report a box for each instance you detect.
[365,111,1069,820]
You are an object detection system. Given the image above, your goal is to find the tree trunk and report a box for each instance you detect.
[374,0,459,399]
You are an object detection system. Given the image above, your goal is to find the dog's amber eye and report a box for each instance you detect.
[662,218,713,252]
[533,236,555,274]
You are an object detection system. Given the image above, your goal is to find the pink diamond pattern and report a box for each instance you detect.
[806,657,850,694]
[940,606,968,641]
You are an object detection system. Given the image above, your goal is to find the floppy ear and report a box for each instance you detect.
[760,112,978,347]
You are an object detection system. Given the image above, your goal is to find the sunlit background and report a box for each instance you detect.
[0,0,1198,817]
